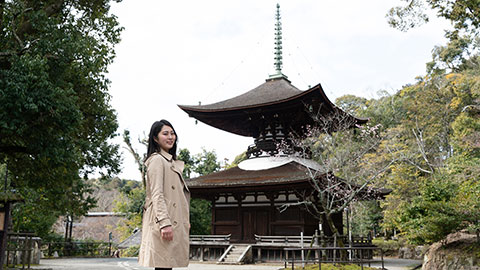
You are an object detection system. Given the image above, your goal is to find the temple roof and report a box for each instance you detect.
[186,158,390,199]
[178,78,367,137]
[187,161,311,190]
[179,77,301,112]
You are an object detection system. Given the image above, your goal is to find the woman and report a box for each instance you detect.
[138,120,190,270]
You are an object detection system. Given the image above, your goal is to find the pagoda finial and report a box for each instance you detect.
[269,3,288,80]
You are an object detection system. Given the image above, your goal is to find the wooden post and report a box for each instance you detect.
[0,202,11,270]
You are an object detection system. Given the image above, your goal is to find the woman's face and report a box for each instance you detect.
[155,125,176,152]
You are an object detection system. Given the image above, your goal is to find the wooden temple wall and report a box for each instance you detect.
[210,191,342,243]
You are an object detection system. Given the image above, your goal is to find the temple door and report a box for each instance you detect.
[242,209,269,242]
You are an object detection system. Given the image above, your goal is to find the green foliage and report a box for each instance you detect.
[349,201,382,237]
[395,176,461,244]
[365,54,479,244]
[122,245,140,257]
[372,238,409,256]
[43,239,115,258]
[334,33,480,244]
[454,179,480,233]
[192,148,221,176]
[225,151,247,169]
[387,0,480,35]
[113,183,145,241]
[178,148,195,179]
[0,0,123,237]
[335,94,368,116]
[178,148,220,235]
[190,198,212,235]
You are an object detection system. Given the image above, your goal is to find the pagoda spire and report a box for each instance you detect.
[269,3,288,80]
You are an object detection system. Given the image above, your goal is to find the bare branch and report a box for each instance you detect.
[123,129,146,187]
[281,108,391,236]
[412,118,435,173]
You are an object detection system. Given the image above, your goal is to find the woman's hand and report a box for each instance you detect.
[161,225,173,241]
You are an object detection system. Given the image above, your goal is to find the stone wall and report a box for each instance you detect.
[398,245,428,260]
[423,231,479,270]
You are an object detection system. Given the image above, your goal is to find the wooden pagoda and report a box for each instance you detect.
[178,5,384,243]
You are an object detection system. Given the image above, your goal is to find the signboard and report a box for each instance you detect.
[0,212,4,231]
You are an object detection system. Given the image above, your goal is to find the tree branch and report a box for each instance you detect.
[16,0,65,42]
[412,121,435,173]
[122,129,146,187]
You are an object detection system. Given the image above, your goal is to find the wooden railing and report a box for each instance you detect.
[255,234,313,245]
[190,234,231,243]
[284,246,385,270]
[189,234,231,261]
[6,232,39,270]
[253,233,375,263]
[254,234,373,247]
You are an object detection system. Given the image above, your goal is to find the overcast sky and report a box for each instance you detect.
[107,0,450,181]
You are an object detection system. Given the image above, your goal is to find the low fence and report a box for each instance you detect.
[254,233,375,263]
[5,232,41,270]
[284,246,385,270]
[189,234,231,261]
[42,241,115,257]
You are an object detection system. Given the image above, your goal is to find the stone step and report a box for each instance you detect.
[218,244,252,264]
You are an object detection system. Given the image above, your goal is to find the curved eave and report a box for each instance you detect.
[178,83,367,137]
[179,83,324,113]
[186,161,390,201]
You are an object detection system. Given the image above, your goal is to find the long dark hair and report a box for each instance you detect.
[146,119,178,160]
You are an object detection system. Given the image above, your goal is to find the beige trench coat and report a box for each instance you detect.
[138,149,190,268]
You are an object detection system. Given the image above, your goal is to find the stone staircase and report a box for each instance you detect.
[218,244,252,264]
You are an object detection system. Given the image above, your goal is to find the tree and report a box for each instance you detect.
[387,0,480,76]
[367,49,480,243]
[178,148,195,179]
[192,148,221,176]
[335,95,368,116]
[281,111,391,242]
[387,0,480,34]
[183,148,221,235]
[0,0,123,237]
[123,129,147,185]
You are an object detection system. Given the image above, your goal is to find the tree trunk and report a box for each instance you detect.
[325,212,347,261]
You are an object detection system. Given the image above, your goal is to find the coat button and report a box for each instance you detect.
[173,203,177,207]
[173,221,177,225]
[171,185,175,190]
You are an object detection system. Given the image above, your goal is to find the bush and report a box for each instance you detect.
[121,245,140,257]
[372,238,408,256]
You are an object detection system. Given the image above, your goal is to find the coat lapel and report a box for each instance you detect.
[159,149,190,192]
